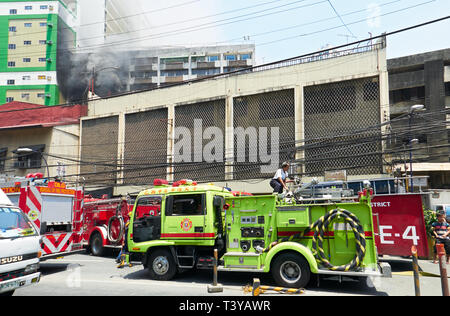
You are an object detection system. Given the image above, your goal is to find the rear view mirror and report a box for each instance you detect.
[213,196,223,208]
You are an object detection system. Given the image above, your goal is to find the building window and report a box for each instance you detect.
[38,58,46,62]
[40,5,48,10]
[192,68,220,76]
[7,80,15,85]
[21,93,30,100]
[239,53,252,60]
[24,41,32,45]
[40,22,47,27]
[8,61,15,67]
[22,75,31,80]
[0,148,7,172]
[14,145,45,169]
[39,40,47,45]
[24,6,32,10]
[38,75,46,80]
[24,23,32,27]
[6,97,14,103]
[23,58,31,63]
[37,93,45,99]
[10,9,17,15]
[225,55,237,61]
[8,44,16,49]
[207,55,219,62]
[445,82,450,97]
[9,26,16,32]
[161,70,188,77]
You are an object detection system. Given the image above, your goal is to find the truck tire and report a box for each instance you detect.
[271,252,311,289]
[90,232,105,257]
[147,249,177,281]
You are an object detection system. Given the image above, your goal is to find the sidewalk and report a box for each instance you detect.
[381,255,449,277]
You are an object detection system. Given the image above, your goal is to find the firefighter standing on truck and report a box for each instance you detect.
[270,162,294,194]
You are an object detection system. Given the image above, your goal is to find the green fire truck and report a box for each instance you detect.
[127,179,391,288]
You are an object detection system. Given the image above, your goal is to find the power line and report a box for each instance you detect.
[326,0,356,38]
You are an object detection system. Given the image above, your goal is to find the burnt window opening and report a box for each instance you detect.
[391,86,425,103]
[0,148,7,172]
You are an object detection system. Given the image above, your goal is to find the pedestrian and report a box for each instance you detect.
[117,213,132,268]
[270,162,294,194]
[431,212,450,264]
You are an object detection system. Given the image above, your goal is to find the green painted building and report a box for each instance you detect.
[0,0,77,106]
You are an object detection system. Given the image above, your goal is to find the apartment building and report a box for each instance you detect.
[129,45,256,91]
[0,0,78,106]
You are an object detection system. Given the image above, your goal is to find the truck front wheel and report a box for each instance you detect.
[271,252,311,289]
[147,249,177,281]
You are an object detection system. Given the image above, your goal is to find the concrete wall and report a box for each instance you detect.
[82,45,389,195]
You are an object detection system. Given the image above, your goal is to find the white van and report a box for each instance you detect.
[0,189,41,296]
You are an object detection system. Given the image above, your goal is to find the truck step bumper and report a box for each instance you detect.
[317,263,392,278]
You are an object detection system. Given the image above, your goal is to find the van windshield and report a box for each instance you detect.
[0,207,37,239]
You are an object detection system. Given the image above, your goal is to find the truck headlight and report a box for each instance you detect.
[24,263,39,274]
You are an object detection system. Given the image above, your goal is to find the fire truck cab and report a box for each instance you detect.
[128,179,391,288]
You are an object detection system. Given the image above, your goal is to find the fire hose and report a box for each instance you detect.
[263,208,366,272]
[107,215,125,244]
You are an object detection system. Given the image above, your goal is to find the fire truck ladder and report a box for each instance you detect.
[175,247,196,269]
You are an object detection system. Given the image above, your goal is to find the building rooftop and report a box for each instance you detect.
[0,101,87,130]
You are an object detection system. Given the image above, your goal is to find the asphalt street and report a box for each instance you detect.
[14,251,448,297]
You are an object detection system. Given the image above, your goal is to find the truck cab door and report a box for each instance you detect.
[132,196,162,243]
[163,193,211,239]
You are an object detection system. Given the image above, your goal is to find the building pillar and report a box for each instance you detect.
[425,60,448,162]
[116,112,125,185]
[167,104,175,182]
[225,96,234,181]
[379,53,391,174]
[295,85,304,178]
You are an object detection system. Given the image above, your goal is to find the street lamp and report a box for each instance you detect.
[408,104,425,192]
[16,148,50,178]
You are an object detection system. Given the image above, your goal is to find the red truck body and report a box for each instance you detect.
[81,195,161,256]
[1,176,84,260]
[372,194,429,258]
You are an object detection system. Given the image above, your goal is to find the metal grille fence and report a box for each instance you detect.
[303,77,382,176]
[80,116,119,185]
[174,99,226,182]
[233,89,296,180]
[123,108,168,185]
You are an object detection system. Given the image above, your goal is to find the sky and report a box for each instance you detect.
[81,0,450,64]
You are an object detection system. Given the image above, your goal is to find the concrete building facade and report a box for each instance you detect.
[0,0,78,106]
[388,49,450,189]
[79,40,390,195]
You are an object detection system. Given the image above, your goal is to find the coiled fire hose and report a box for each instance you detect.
[107,215,124,244]
[263,208,366,272]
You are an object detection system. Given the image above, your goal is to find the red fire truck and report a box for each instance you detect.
[0,174,84,260]
[81,195,161,256]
